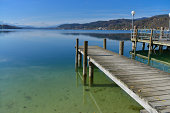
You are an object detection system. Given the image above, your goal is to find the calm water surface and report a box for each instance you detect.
[0,29,168,113]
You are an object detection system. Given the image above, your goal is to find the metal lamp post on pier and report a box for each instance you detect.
[169,13,170,31]
[131,11,135,30]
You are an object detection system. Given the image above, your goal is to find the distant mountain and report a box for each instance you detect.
[56,14,169,30]
[0,24,22,29]
[1,14,169,30]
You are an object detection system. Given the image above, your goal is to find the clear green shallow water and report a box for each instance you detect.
[0,29,156,113]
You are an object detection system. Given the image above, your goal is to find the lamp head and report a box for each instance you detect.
[131,11,135,16]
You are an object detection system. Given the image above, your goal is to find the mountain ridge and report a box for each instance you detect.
[56,14,169,30]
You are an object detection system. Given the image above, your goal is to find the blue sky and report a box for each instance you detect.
[0,0,170,27]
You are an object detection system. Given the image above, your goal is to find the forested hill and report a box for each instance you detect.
[56,14,169,30]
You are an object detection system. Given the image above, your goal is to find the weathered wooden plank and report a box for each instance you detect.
[146,95,170,102]
[126,79,170,86]
[150,101,170,108]
[123,77,170,83]
[141,91,170,97]
[158,106,170,113]
[117,74,169,80]
[127,82,170,89]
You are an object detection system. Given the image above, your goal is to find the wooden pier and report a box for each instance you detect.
[75,39,170,113]
[131,27,170,65]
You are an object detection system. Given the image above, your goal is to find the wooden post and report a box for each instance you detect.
[78,53,82,67]
[103,38,106,49]
[89,61,94,87]
[142,42,145,51]
[119,41,124,55]
[131,26,138,59]
[132,26,136,52]
[133,29,138,58]
[159,27,164,54]
[133,26,137,39]
[75,38,79,71]
[148,29,153,65]
[83,41,88,85]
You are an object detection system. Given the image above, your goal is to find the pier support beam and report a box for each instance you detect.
[148,29,153,65]
[75,38,79,71]
[83,41,88,85]
[89,61,94,87]
[103,38,106,49]
[119,41,124,55]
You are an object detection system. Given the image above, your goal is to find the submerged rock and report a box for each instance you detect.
[129,105,142,111]
[25,96,32,100]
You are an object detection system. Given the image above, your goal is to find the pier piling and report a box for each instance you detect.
[75,38,79,70]
[119,41,124,55]
[103,38,106,49]
[89,61,94,86]
[83,41,88,85]
[148,29,153,65]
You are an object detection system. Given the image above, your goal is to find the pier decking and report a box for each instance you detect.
[131,39,170,47]
[77,43,170,113]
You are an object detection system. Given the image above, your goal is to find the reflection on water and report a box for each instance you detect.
[62,33,131,40]
[0,29,168,113]
[0,30,15,35]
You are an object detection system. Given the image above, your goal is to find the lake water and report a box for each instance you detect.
[0,29,168,113]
